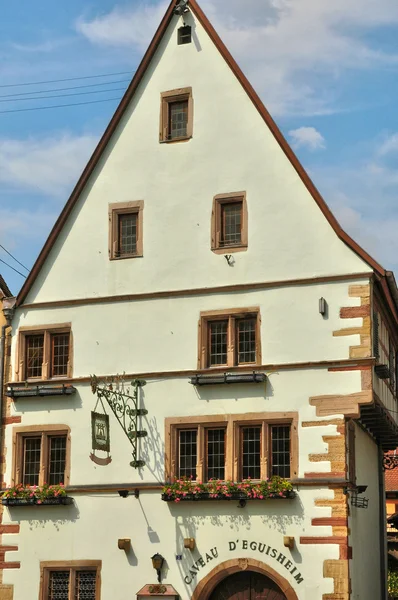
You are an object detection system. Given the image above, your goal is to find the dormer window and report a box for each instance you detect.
[160,87,193,142]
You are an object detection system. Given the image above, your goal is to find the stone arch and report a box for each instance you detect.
[191,558,299,600]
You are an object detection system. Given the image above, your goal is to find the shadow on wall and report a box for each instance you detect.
[137,386,165,484]
[168,496,305,597]
[4,501,80,531]
[192,376,276,402]
[12,391,83,414]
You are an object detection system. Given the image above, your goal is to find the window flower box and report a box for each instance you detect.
[161,476,295,503]
[1,483,72,507]
[2,496,73,507]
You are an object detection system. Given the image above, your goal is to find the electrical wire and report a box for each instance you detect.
[0,258,27,278]
[0,71,133,89]
[0,96,123,115]
[0,245,29,272]
[0,86,128,104]
[0,78,131,99]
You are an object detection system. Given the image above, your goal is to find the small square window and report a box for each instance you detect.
[13,427,70,487]
[160,88,193,143]
[178,25,192,45]
[199,308,261,369]
[19,326,72,381]
[211,192,248,253]
[109,201,144,260]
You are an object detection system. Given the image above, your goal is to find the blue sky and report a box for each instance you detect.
[1,0,398,294]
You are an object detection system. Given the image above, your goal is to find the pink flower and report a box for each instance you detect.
[174,498,181,503]
[37,500,42,504]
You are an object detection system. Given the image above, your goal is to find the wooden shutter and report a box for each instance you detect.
[347,421,356,484]
[373,311,380,360]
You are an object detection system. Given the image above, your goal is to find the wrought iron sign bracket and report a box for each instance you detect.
[91,377,148,468]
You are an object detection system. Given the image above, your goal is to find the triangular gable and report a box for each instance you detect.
[17,0,387,308]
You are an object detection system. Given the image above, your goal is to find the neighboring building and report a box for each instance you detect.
[1,1,398,600]
[385,455,398,572]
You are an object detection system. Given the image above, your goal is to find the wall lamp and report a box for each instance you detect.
[151,553,165,583]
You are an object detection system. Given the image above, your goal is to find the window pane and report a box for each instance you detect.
[75,571,97,600]
[270,425,291,478]
[118,213,137,256]
[51,333,70,377]
[26,334,44,378]
[237,318,256,364]
[178,429,197,479]
[221,202,242,246]
[23,437,41,486]
[169,100,188,139]
[209,320,228,366]
[241,426,261,480]
[49,436,67,485]
[207,429,225,481]
[48,571,70,600]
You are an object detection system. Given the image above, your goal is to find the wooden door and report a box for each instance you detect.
[209,571,287,600]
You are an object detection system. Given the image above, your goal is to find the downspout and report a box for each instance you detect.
[0,297,16,432]
[379,445,387,600]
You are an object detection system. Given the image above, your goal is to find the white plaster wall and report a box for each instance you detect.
[3,489,340,600]
[12,280,367,377]
[349,424,382,600]
[24,11,369,305]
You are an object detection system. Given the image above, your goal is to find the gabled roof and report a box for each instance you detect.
[0,274,12,298]
[16,0,396,312]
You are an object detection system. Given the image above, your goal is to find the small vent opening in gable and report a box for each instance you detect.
[178,25,192,45]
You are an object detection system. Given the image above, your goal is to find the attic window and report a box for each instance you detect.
[211,192,248,254]
[109,201,144,260]
[178,25,192,45]
[160,88,193,142]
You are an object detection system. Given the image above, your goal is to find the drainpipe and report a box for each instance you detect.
[379,445,387,600]
[0,297,16,426]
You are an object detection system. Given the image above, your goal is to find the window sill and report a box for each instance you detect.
[211,245,248,255]
[6,384,76,399]
[161,491,296,502]
[159,135,192,144]
[189,372,266,386]
[109,254,143,261]
[2,496,74,507]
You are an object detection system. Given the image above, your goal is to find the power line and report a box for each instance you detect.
[0,245,29,272]
[0,86,128,104]
[0,258,27,278]
[0,96,123,115]
[0,78,131,99]
[0,71,133,89]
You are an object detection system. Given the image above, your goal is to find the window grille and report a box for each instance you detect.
[48,571,70,600]
[48,436,67,485]
[221,201,242,246]
[118,213,138,256]
[241,426,261,480]
[46,569,97,600]
[207,428,225,480]
[23,436,41,486]
[51,333,70,377]
[178,429,197,479]
[26,334,44,378]
[270,425,291,478]
[209,320,228,366]
[169,100,188,139]
[75,571,97,599]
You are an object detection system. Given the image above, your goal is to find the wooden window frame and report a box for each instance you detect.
[108,201,144,260]
[165,412,298,482]
[39,561,101,600]
[198,307,261,369]
[211,192,248,254]
[16,323,72,382]
[12,425,71,487]
[159,87,193,143]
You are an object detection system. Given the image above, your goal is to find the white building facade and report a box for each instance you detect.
[1,1,398,599]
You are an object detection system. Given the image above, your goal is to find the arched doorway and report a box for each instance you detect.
[209,571,287,600]
[191,559,299,600]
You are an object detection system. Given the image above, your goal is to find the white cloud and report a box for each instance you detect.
[377,133,398,156]
[289,127,325,150]
[76,0,398,115]
[0,133,98,198]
